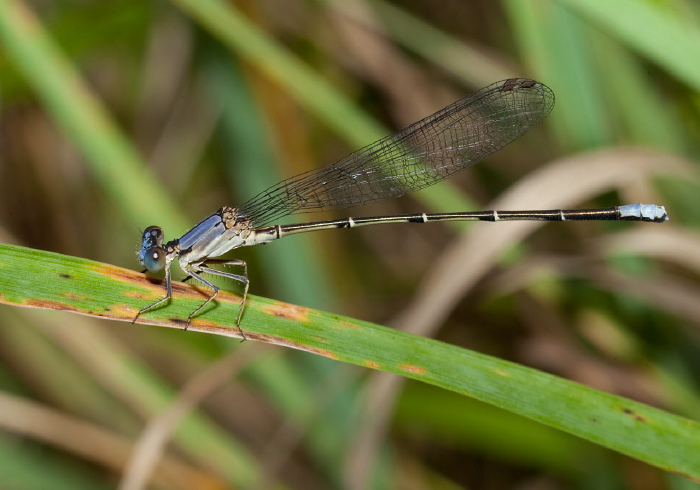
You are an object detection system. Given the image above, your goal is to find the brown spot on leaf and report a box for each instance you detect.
[622,408,647,423]
[262,302,310,322]
[400,364,426,375]
[305,347,338,360]
[61,292,90,302]
[92,263,141,283]
[124,290,147,299]
[26,298,76,312]
[112,304,138,317]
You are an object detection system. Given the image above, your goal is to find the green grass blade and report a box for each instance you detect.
[0,433,107,490]
[347,0,513,86]
[0,0,186,232]
[0,243,698,480]
[171,0,384,148]
[560,0,700,91]
[170,0,476,217]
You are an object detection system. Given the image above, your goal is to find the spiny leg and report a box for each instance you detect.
[181,268,220,331]
[184,259,249,340]
[199,259,249,330]
[132,266,173,323]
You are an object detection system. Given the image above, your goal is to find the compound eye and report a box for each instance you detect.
[142,226,164,247]
[143,247,165,272]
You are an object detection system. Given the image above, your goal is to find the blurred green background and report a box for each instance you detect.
[0,0,699,488]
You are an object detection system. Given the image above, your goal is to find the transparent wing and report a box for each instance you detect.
[237,78,555,227]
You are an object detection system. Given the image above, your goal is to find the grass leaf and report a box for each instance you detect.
[1,243,698,479]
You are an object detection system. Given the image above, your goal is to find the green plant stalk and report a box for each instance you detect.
[172,0,384,148]
[0,243,698,480]
[560,0,700,92]
[170,0,475,217]
[332,0,512,86]
[0,0,186,232]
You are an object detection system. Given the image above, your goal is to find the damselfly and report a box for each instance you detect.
[134,79,668,338]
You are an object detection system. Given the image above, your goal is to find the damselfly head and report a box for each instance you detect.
[138,226,166,272]
[141,226,164,247]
